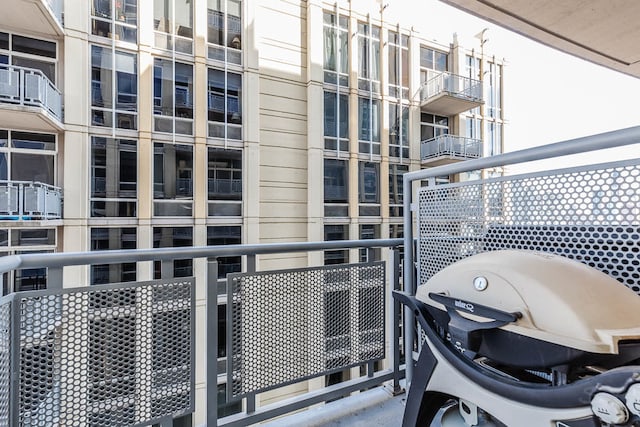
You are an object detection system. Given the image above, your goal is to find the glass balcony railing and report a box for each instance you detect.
[419,72,483,115]
[421,134,483,163]
[0,64,62,123]
[0,180,62,220]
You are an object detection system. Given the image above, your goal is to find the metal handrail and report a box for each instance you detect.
[0,238,405,427]
[420,134,483,160]
[0,180,62,219]
[419,71,482,102]
[0,64,62,120]
[0,239,403,272]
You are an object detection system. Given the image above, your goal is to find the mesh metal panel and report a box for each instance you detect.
[228,262,385,398]
[419,160,640,293]
[0,299,10,427]
[12,278,194,427]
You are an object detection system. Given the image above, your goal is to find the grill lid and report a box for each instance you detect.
[416,250,640,354]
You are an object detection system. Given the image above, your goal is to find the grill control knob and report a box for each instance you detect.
[591,392,629,424]
[625,383,640,416]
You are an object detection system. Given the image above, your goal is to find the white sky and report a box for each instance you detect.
[388,0,640,172]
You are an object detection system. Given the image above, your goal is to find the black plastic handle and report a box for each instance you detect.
[428,292,521,323]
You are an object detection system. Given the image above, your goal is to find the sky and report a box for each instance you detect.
[388,0,640,172]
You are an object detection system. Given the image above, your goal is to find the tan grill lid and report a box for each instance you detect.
[416,250,640,354]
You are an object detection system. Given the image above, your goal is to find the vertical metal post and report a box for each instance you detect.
[161,259,173,279]
[47,266,63,290]
[9,295,21,427]
[207,259,219,427]
[246,254,256,273]
[244,254,256,414]
[367,360,374,378]
[402,173,415,386]
[391,248,402,392]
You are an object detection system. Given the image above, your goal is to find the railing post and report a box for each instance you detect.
[48,266,63,291]
[9,295,20,427]
[207,259,219,427]
[390,248,402,393]
[244,254,257,414]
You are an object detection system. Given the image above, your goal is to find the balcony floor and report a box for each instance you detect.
[262,387,407,427]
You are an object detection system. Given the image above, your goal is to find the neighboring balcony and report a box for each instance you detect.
[0,65,63,132]
[0,181,62,221]
[419,72,483,115]
[208,178,242,198]
[421,134,483,166]
[2,0,63,38]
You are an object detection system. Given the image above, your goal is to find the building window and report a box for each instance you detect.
[324,158,348,217]
[153,227,193,279]
[359,224,380,262]
[323,12,348,87]
[324,224,348,265]
[488,62,502,119]
[358,97,380,155]
[208,68,242,140]
[153,143,193,216]
[207,226,241,280]
[0,228,55,295]
[91,0,137,43]
[420,113,449,141]
[0,33,57,84]
[389,164,407,217]
[388,31,409,99]
[420,46,448,83]
[91,45,138,130]
[357,22,380,93]
[90,137,137,217]
[90,227,137,285]
[324,91,348,153]
[389,104,409,159]
[208,147,242,216]
[153,58,193,135]
[153,0,193,54]
[207,0,242,64]
[359,161,379,216]
[487,122,502,156]
[465,116,481,140]
[0,130,55,185]
[465,55,481,115]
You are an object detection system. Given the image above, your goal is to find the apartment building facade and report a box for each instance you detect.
[1,0,504,424]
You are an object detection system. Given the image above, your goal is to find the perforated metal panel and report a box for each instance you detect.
[0,299,10,427]
[419,160,640,293]
[228,262,385,398]
[8,278,194,427]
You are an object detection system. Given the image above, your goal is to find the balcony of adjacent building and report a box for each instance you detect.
[0,64,63,132]
[1,0,63,39]
[419,72,483,115]
[420,134,483,166]
[0,180,62,224]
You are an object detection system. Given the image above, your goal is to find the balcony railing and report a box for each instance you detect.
[0,64,62,122]
[0,181,62,220]
[208,178,242,197]
[419,72,483,115]
[420,134,483,164]
[0,238,404,426]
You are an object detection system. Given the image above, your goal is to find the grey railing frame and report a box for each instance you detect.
[0,64,62,121]
[402,125,640,385]
[0,180,63,219]
[420,134,483,160]
[0,238,404,426]
[419,71,483,103]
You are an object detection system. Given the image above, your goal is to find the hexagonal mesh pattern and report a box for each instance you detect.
[0,300,10,427]
[419,160,640,293]
[12,279,194,427]
[228,262,385,398]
